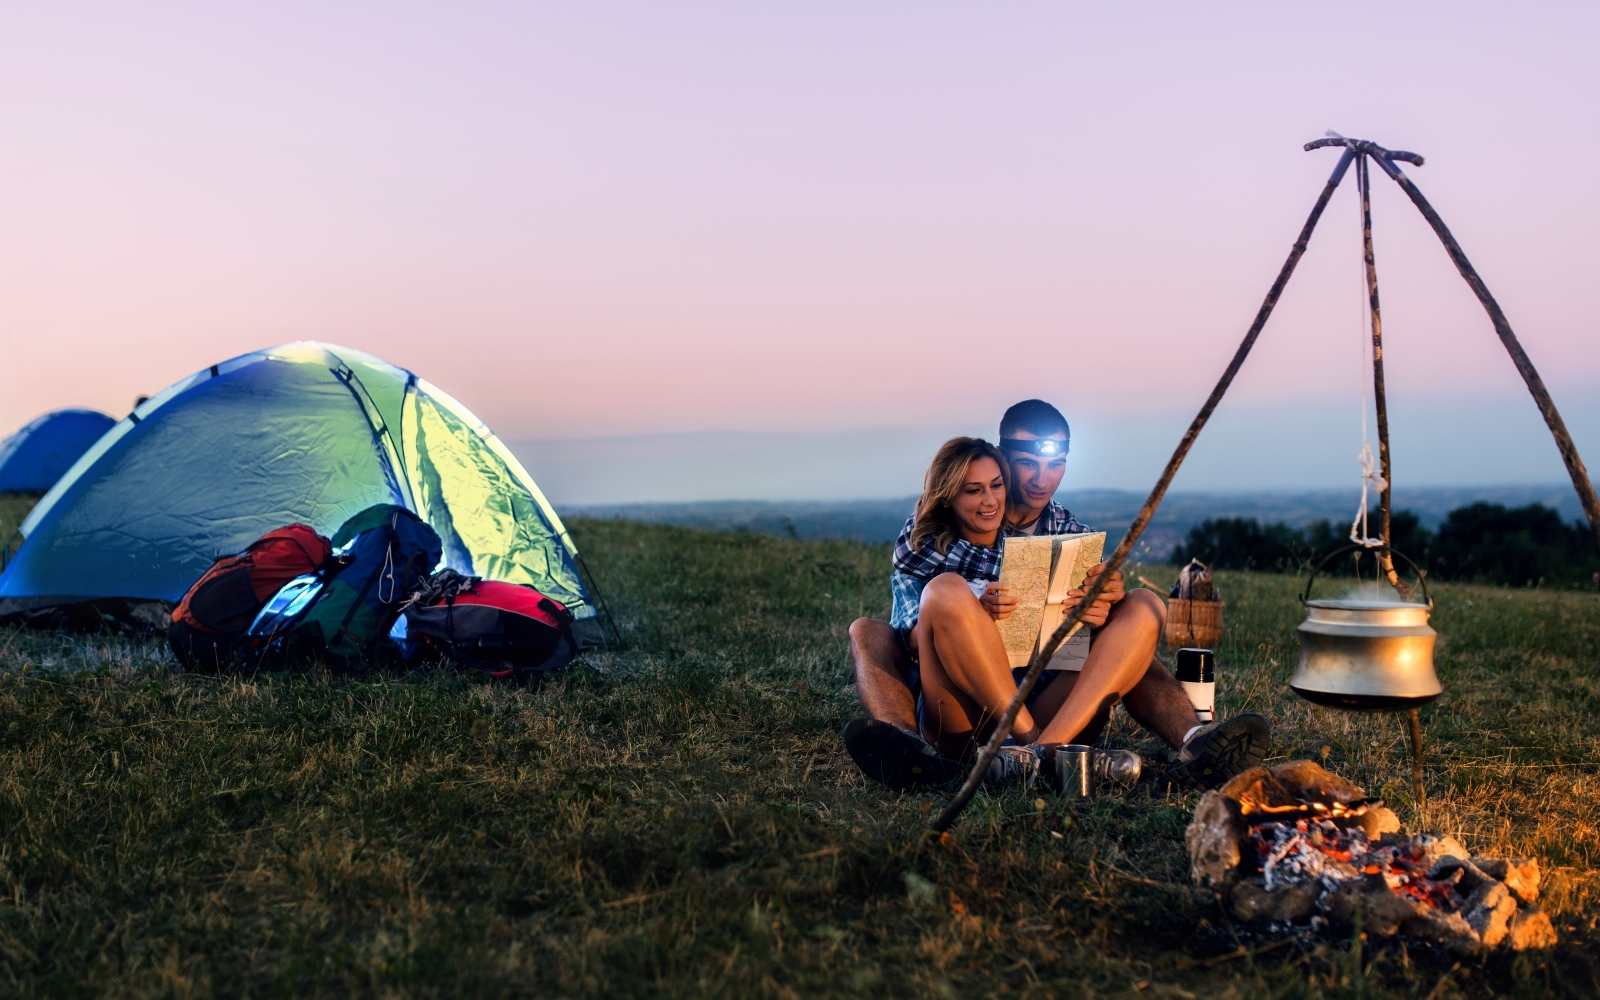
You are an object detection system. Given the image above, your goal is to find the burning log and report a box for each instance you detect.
[1185,760,1555,953]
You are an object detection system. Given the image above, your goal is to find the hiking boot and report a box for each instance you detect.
[1178,713,1271,788]
[1093,748,1144,787]
[842,718,963,790]
[984,743,1044,789]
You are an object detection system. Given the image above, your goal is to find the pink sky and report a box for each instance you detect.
[5,3,1598,500]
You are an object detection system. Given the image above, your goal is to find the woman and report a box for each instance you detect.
[890,436,1039,758]
[895,437,1160,777]
[888,436,1011,641]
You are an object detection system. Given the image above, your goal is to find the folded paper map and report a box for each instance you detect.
[994,531,1107,670]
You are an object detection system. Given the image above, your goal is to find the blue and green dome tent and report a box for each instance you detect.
[0,408,116,494]
[0,343,601,644]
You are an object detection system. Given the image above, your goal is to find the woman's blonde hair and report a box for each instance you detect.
[910,437,1008,555]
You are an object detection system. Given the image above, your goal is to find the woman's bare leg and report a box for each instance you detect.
[1033,589,1164,745]
[914,573,1036,758]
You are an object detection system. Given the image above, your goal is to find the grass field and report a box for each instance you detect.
[2,494,1599,996]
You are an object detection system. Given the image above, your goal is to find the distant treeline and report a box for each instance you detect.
[1169,502,1598,588]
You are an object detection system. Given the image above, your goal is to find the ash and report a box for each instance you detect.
[1253,818,1461,912]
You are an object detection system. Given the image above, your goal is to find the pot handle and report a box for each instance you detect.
[1301,544,1433,609]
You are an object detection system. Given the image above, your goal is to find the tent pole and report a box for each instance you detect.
[930,147,1358,834]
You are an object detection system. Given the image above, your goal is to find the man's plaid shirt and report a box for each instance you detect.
[888,501,1092,632]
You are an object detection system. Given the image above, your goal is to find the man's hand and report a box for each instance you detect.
[980,583,1018,621]
[1062,563,1125,627]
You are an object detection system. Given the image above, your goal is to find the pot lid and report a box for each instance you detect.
[1302,599,1433,629]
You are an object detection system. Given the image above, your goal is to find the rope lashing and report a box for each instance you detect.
[1349,152,1387,551]
[1349,442,1389,550]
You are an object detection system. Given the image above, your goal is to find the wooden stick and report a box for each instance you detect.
[1355,154,1408,597]
[1407,706,1427,812]
[1305,135,1424,166]
[1365,151,1600,553]
[930,148,1358,833]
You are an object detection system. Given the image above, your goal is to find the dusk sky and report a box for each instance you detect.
[6,3,1598,504]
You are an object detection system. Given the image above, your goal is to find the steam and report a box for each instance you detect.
[1333,580,1425,605]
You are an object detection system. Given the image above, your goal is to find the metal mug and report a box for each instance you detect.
[1056,744,1095,798]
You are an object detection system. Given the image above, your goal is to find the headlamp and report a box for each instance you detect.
[1001,436,1069,458]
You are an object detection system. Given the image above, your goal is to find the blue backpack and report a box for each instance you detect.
[248,504,442,671]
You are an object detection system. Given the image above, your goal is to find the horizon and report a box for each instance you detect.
[561,480,1594,507]
[510,389,1600,506]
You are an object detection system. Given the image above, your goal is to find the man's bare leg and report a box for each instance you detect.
[1028,592,1271,784]
[844,616,965,789]
[914,573,1038,758]
[1034,589,1164,745]
[1120,659,1201,749]
[848,617,916,732]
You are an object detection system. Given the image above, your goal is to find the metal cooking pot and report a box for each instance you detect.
[1290,546,1442,711]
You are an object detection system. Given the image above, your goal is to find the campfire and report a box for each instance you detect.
[1186,761,1556,953]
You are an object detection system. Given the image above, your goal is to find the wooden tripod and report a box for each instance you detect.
[931,135,1600,833]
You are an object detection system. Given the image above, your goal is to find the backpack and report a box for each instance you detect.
[168,524,331,671]
[247,504,442,671]
[400,570,577,680]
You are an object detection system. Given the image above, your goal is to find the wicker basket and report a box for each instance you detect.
[1166,597,1224,649]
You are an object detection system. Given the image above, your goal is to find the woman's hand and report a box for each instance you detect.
[980,583,1018,620]
[1062,564,1125,627]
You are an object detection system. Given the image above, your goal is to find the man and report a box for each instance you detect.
[843,399,1269,789]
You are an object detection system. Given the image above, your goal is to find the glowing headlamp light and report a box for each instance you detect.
[1001,436,1069,457]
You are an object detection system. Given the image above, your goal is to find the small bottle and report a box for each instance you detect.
[1176,647,1215,723]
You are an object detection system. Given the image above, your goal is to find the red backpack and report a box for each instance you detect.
[402,573,576,679]
[169,524,331,670]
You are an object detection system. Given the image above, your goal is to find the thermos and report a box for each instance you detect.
[1176,647,1215,723]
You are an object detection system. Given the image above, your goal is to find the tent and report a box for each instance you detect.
[0,409,116,494]
[0,343,602,644]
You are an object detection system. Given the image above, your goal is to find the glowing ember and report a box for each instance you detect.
[1246,816,1461,912]
[1239,798,1368,819]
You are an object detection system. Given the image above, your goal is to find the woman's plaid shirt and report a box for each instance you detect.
[888,501,1091,632]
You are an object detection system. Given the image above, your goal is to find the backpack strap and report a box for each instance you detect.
[537,596,575,625]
